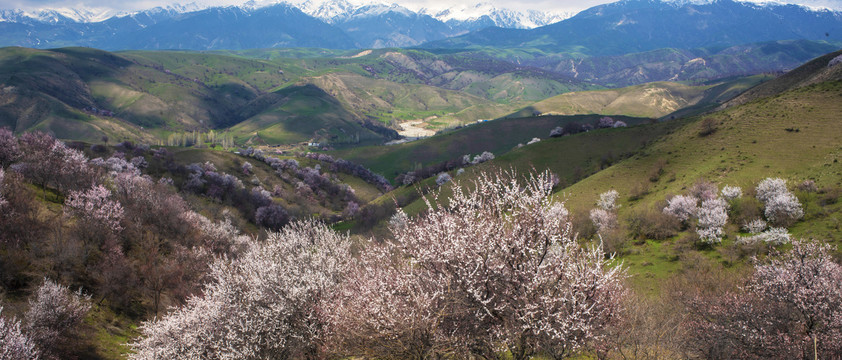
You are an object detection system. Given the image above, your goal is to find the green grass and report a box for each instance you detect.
[331,114,654,182]
[85,305,140,359]
[559,80,842,214]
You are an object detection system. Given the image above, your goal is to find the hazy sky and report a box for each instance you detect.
[3,0,842,15]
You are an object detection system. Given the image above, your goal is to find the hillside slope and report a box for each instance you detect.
[508,77,770,119]
[0,47,593,144]
[722,49,842,108]
[557,55,842,220]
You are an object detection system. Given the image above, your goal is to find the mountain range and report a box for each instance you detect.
[0,0,567,49]
[423,0,842,55]
[1,0,840,50]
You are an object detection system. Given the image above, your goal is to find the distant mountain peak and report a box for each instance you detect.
[0,7,121,23]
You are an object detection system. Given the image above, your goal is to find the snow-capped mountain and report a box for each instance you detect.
[0,8,118,23]
[421,3,573,29]
[424,0,842,55]
[297,0,360,23]
[297,0,569,29]
[2,0,840,51]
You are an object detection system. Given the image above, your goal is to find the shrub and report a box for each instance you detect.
[255,204,290,231]
[597,116,615,128]
[764,192,804,227]
[720,185,742,200]
[596,189,620,211]
[689,180,718,201]
[0,127,20,167]
[742,219,767,234]
[736,227,791,246]
[590,208,618,233]
[696,198,728,244]
[0,168,6,209]
[471,151,495,164]
[755,178,788,203]
[729,196,763,227]
[628,182,650,201]
[25,279,91,357]
[435,172,452,186]
[663,195,698,223]
[796,180,817,193]
[698,118,717,136]
[626,209,680,241]
[648,158,666,182]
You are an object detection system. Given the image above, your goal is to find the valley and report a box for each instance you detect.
[1,0,842,358]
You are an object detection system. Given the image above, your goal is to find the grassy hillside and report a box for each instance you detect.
[330,114,653,182]
[722,49,842,108]
[383,52,842,296]
[0,46,600,144]
[508,76,770,119]
[551,60,842,293]
[559,77,842,215]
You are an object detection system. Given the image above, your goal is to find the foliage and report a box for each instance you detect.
[687,240,842,358]
[255,204,291,231]
[663,195,698,223]
[25,279,91,358]
[331,171,626,360]
[696,198,728,244]
[0,128,21,167]
[0,307,39,360]
[721,185,742,200]
[596,189,620,211]
[626,208,680,241]
[434,172,452,186]
[65,184,125,233]
[130,220,352,360]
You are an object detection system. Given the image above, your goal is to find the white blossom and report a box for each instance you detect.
[696,198,728,244]
[742,219,768,234]
[720,185,742,200]
[130,220,352,360]
[596,189,620,211]
[0,307,39,360]
[663,194,698,222]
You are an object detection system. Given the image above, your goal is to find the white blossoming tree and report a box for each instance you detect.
[130,219,352,360]
[0,307,39,360]
[331,171,626,360]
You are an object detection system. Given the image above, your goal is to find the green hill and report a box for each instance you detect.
[382,50,842,295]
[0,46,600,145]
[330,114,653,182]
[508,76,770,119]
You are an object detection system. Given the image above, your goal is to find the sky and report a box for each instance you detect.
[2,0,841,16]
